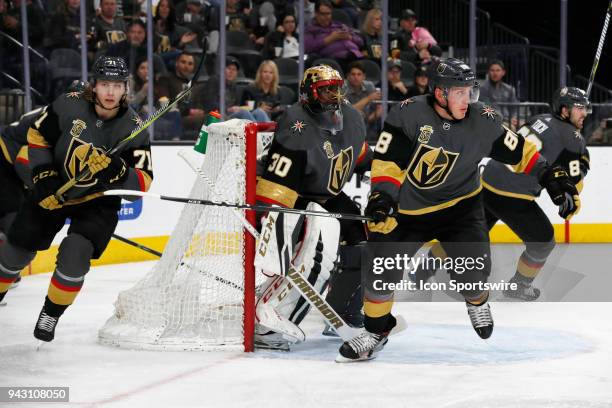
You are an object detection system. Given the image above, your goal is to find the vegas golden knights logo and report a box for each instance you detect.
[64,138,97,188]
[327,146,354,194]
[70,119,87,138]
[418,125,434,144]
[407,144,459,189]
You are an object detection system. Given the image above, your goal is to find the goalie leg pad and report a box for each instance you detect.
[255,203,341,339]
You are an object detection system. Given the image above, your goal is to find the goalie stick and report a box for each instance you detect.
[53,47,207,202]
[102,189,373,222]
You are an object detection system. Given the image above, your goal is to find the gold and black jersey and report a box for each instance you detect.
[27,91,153,204]
[256,102,371,208]
[482,113,589,199]
[371,95,547,215]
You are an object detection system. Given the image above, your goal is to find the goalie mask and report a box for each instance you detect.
[300,65,345,132]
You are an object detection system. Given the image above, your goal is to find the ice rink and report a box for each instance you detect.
[1,259,611,408]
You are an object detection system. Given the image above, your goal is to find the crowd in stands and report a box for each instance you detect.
[1,0,535,142]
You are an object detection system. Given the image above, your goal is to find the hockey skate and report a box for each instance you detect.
[466,300,494,339]
[33,307,60,342]
[335,331,389,363]
[503,275,541,301]
[254,330,292,351]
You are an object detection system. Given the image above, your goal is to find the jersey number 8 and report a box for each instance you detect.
[503,130,519,151]
[568,160,580,177]
[267,153,292,177]
[375,131,393,154]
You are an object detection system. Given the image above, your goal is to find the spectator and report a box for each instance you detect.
[129,57,184,140]
[154,0,198,54]
[197,56,266,122]
[343,60,382,142]
[159,52,196,101]
[106,19,150,72]
[248,1,277,48]
[241,60,281,120]
[391,8,441,66]
[177,0,215,48]
[360,8,383,61]
[405,64,430,97]
[479,59,519,129]
[383,59,409,101]
[304,0,363,72]
[330,0,359,28]
[92,0,127,51]
[44,0,91,51]
[262,13,299,60]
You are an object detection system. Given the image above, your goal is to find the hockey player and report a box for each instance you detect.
[481,87,589,300]
[0,56,154,342]
[0,108,43,290]
[336,58,580,362]
[412,87,590,301]
[254,65,372,349]
[0,109,40,240]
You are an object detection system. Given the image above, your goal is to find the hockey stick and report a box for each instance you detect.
[54,49,207,202]
[110,233,243,291]
[102,189,373,221]
[586,0,612,98]
[111,233,162,257]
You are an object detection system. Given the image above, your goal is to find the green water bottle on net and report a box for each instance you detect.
[194,110,222,154]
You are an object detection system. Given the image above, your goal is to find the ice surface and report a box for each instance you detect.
[1,260,611,408]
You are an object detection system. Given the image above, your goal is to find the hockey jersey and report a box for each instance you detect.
[0,108,44,185]
[371,95,547,215]
[256,102,371,208]
[481,113,589,199]
[27,91,153,204]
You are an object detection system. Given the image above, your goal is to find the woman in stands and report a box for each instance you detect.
[360,8,384,62]
[262,14,300,60]
[241,60,284,121]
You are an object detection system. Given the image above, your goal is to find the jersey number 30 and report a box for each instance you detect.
[267,153,292,177]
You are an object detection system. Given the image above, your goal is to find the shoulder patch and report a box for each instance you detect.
[291,120,306,133]
[66,91,83,99]
[400,98,415,109]
[481,105,498,120]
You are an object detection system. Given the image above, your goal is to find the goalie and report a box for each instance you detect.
[254,65,372,350]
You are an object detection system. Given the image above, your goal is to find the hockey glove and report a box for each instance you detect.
[87,149,128,188]
[365,192,398,234]
[540,165,578,205]
[31,164,63,210]
[559,192,581,220]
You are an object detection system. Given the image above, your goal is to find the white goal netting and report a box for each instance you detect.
[98,120,273,351]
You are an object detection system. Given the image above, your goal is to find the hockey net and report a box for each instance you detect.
[98,120,275,351]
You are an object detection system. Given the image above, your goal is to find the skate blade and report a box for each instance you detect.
[0,301,6,307]
[335,352,377,363]
[36,340,47,351]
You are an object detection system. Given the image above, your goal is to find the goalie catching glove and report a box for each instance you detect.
[539,165,580,220]
[86,147,128,187]
[31,164,63,210]
[365,191,398,234]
